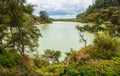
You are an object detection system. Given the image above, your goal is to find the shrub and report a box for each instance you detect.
[0,53,16,68]
[39,64,65,76]
[92,31,120,59]
[33,58,49,68]
[19,55,31,68]
[79,65,96,76]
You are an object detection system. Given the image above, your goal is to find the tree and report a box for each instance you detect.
[0,0,41,55]
[39,11,52,23]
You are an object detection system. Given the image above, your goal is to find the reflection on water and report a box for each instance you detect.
[38,22,94,60]
[40,24,49,30]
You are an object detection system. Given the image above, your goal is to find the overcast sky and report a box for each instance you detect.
[27,0,94,19]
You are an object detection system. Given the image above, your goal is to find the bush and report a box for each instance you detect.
[92,31,120,59]
[0,47,21,68]
[34,58,49,68]
[38,64,65,76]
[0,53,16,68]
[79,65,95,76]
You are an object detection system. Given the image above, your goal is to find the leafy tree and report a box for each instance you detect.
[77,5,120,37]
[0,0,41,55]
[39,11,52,23]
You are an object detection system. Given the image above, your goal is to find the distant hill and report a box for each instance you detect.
[76,0,120,24]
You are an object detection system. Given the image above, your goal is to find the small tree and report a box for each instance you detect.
[76,26,87,47]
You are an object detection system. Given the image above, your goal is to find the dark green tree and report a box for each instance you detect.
[39,11,52,23]
[0,0,41,55]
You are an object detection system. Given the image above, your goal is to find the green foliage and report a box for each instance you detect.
[37,64,65,76]
[66,68,79,76]
[91,32,120,59]
[0,53,15,68]
[23,4,35,14]
[0,46,7,54]
[33,58,49,68]
[79,65,95,76]
[62,58,120,76]
[85,0,120,15]
[39,11,52,23]
[1,0,120,75]
[42,49,61,64]
[76,0,120,36]
[0,66,41,76]
[45,64,65,73]
[97,61,117,76]
[0,0,41,55]
[77,8,120,38]
[0,48,20,68]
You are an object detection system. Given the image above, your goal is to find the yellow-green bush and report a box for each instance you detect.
[92,31,120,59]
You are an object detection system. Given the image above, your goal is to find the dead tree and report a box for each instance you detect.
[79,32,87,47]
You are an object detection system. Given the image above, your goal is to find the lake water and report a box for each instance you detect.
[38,22,94,60]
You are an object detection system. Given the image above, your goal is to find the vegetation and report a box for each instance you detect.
[39,11,52,23]
[0,0,41,55]
[0,0,41,75]
[53,18,76,22]
[73,0,120,75]
[42,49,61,64]
[0,0,120,76]
[76,0,120,36]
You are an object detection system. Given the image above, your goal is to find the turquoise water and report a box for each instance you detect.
[38,22,94,60]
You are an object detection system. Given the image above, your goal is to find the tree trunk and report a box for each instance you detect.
[10,26,15,48]
[17,25,24,55]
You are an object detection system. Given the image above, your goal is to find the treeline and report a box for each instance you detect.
[53,18,76,22]
[76,0,120,22]
[87,0,120,13]
[76,0,120,36]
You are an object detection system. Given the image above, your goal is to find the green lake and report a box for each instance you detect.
[38,22,94,60]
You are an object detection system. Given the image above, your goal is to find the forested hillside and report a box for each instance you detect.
[76,0,120,36]
[77,0,120,23]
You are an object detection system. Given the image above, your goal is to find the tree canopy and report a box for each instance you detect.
[0,0,41,55]
[76,0,120,37]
